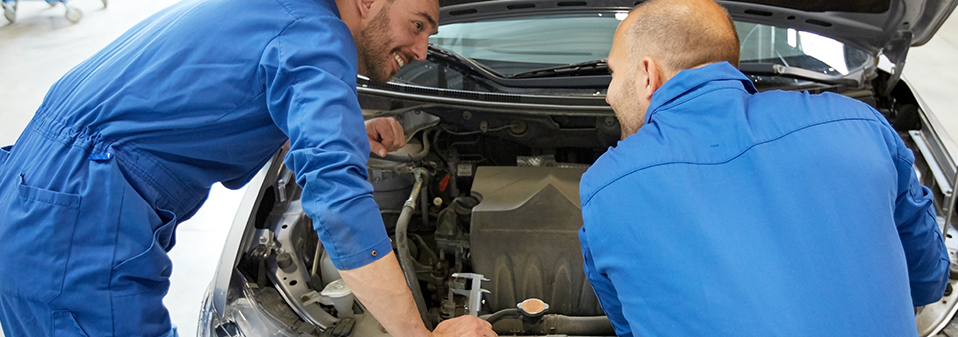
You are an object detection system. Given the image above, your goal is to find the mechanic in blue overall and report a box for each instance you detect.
[579,0,950,336]
[0,0,495,336]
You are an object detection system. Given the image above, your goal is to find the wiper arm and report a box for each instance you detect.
[424,45,611,88]
[427,44,506,79]
[739,62,860,87]
[509,59,608,79]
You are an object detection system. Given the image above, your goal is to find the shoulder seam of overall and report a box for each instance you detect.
[581,117,883,206]
[258,6,302,92]
[271,0,299,19]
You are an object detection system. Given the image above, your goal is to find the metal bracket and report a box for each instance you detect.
[452,273,491,316]
[881,31,913,96]
[265,206,339,329]
[276,166,294,203]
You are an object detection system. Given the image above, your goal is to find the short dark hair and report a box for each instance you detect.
[626,0,740,76]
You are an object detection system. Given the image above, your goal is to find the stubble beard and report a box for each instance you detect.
[358,5,396,83]
[613,77,646,140]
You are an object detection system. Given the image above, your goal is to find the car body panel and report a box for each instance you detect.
[437,0,958,53]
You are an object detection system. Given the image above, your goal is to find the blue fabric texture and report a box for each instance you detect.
[28,0,389,270]
[579,62,950,337]
[0,0,388,335]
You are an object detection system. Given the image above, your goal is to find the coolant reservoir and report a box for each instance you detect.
[321,279,355,318]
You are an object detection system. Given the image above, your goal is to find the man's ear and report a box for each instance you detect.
[640,56,665,102]
[358,0,376,19]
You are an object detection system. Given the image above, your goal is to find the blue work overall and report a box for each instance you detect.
[0,0,390,335]
[0,120,181,337]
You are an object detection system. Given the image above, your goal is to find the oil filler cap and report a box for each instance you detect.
[517,298,549,317]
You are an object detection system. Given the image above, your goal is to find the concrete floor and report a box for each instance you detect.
[0,0,955,336]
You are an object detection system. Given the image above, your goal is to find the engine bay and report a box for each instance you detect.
[232,114,619,336]
[217,67,957,336]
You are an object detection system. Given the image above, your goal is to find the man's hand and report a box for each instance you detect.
[431,316,497,337]
[338,252,498,337]
[366,117,405,157]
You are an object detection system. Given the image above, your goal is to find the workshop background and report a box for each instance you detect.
[0,0,956,335]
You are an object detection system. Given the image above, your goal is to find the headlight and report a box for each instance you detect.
[197,271,301,337]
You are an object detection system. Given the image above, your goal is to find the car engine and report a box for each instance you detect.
[231,108,620,336]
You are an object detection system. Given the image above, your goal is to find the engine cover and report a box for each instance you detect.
[469,166,602,316]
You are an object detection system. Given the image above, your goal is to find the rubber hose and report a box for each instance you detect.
[394,173,432,329]
[487,314,614,335]
[543,314,614,335]
[480,308,518,323]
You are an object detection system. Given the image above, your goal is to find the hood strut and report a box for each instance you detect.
[882,31,914,96]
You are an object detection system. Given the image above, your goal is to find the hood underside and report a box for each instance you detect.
[436,0,958,58]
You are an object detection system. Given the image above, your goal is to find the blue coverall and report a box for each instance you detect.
[579,62,950,336]
[0,0,390,335]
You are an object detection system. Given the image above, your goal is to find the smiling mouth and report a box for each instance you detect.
[394,54,405,68]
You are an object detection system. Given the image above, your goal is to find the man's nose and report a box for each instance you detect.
[411,36,428,61]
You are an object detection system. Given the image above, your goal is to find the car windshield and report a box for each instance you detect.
[428,13,871,77]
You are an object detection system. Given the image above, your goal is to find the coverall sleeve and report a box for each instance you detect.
[580,222,633,337]
[893,136,950,306]
[260,16,391,270]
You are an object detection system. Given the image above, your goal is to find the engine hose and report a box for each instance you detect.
[420,170,430,230]
[541,314,615,335]
[482,311,614,336]
[378,129,431,162]
[394,169,432,329]
[481,308,519,323]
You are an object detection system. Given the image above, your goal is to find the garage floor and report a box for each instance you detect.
[0,0,956,336]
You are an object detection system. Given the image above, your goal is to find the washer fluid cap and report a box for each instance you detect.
[320,279,353,299]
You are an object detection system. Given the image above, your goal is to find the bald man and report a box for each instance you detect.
[578,0,950,335]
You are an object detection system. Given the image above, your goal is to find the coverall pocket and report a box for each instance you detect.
[52,310,91,337]
[0,175,80,303]
[111,207,176,292]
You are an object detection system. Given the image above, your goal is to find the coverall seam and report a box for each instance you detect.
[269,0,298,19]
[252,0,295,108]
[51,198,81,306]
[106,176,125,336]
[582,117,882,206]
[211,92,268,124]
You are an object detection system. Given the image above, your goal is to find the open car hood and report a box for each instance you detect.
[437,0,958,63]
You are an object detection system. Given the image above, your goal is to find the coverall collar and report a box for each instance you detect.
[645,61,757,124]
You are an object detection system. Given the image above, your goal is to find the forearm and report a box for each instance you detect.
[339,251,430,337]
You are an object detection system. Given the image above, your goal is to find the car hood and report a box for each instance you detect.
[437,0,958,61]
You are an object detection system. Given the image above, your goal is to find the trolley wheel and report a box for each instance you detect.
[2,1,15,23]
[64,6,81,23]
[101,0,106,8]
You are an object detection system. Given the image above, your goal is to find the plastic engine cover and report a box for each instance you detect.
[469,166,602,316]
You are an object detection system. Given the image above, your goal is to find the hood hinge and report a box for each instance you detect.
[881,30,913,96]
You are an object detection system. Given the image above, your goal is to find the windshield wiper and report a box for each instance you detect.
[509,59,609,79]
[427,44,506,79]
[739,62,860,87]
[424,46,612,88]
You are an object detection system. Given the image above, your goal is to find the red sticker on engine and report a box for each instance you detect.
[438,173,450,192]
